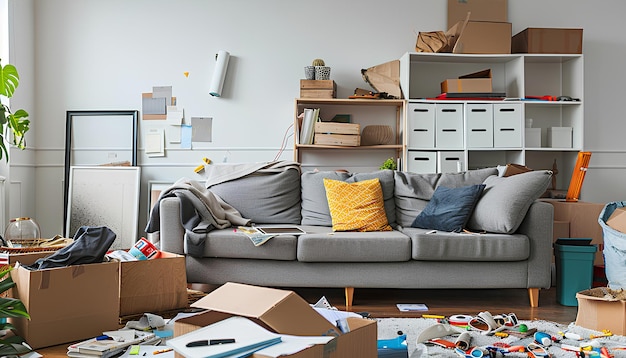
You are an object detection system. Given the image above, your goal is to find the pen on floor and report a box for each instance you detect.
[153,348,173,355]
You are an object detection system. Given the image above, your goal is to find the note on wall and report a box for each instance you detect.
[191,117,212,142]
[181,124,192,149]
[145,128,165,157]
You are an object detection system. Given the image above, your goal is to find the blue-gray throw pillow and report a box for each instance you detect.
[411,184,486,232]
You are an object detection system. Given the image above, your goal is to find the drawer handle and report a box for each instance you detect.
[413,157,430,161]
[500,128,515,132]
[471,109,487,112]
[471,129,487,132]
[413,108,429,112]
[442,129,457,132]
[445,157,460,161]
[413,129,428,132]
[499,108,516,112]
[441,109,457,113]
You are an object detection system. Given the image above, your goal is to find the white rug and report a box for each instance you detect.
[377,317,626,357]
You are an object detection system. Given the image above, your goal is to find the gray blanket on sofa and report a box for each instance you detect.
[146,178,251,257]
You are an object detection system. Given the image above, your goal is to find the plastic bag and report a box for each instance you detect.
[599,201,626,289]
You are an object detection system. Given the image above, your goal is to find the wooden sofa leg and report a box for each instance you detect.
[345,287,354,309]
[528,288,540,307]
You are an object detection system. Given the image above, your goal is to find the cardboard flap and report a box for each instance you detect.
[361,60,402,99]
[459,69,492,79]
[191,282,336,336]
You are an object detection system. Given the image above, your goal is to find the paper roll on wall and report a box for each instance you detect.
[209,50,230,97]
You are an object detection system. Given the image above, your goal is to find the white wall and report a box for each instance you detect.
[7,0,626,237]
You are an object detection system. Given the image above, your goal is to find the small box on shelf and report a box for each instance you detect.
[313,122,360,146]
[525,128,542,147]
[512,28,583,54]
[547,127,573,148]
[300,80,336,98]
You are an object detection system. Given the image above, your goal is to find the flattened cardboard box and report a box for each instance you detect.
[10,261,120,349]
[119,251,188,316]
[173,282,377,358]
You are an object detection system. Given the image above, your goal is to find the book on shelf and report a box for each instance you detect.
[166,316,282,358]
[299,108,319,145]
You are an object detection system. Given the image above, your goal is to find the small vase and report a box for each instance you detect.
[304,66,315,80]
[315,66,331,80]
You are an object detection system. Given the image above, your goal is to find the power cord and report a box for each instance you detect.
[273,123,294,161]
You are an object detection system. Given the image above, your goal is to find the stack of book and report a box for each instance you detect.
[67,330,159,358]
[299,108,320,145]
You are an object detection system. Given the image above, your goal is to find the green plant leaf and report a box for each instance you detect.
[0,63,19,98]
[0,298,29,319]
[0,335,32,356]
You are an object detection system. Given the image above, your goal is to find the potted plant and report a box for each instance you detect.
[0,59,30,162]
[0,265,31,356]
[379,158,397,170]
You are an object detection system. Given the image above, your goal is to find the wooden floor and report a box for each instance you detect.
[290,286,578,325]
[35,286,578,357]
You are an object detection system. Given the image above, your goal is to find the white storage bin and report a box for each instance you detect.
[547,127,573,148]
[435,104,463,149]
[466,104,493,148]
[407,151,437,174]
[525,128,542,148]
[437,151,465,173]
[493,103,522,148]
[407,103,435,148]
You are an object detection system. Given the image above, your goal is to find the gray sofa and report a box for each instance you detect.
[155,163,554,308]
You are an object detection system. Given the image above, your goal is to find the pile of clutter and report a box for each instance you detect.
[378,311,622,358]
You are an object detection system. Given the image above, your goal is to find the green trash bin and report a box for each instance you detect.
[554,241,597,306]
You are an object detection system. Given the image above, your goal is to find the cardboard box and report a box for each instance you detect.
[119,251,188,316]
[553,220,570,243]
[441,69,493,93]
[450,21,512,54]
[10,261,120,349]
[0,250,56,266]
[300,80,336,99]
[576,287,626,335]
[607,207,626,234]
[542,200,605,265]
[447,0,508,28]
[173,282,377,358]
[512,28,583,54]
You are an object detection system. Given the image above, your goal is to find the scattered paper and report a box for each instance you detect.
[396,303,429,312]
[145,128,165,157]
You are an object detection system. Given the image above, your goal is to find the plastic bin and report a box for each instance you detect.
[554,242,597,306]
[599,201,626,289]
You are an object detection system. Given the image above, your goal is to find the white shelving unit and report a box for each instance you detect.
[399,52,584,190]
[294,98,406,172]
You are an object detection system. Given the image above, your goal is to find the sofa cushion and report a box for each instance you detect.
[324,178,392,232]
[468,170,552,234]
[208,166,301,224]
[296,226,411,262]
[394,168,498,228]
[301,170,396,227]
[199,228,297,260]
[411,184,485,232]
[401,227,530,261]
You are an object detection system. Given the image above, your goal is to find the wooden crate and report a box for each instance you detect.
[300,80,336,98]
[314,133,360,146]
[314,122,360,135]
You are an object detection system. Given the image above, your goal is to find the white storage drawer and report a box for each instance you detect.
[407,151,437,174]
[466,104,493,148]
[437,151,465,173]
[435,104,463,149]
[407,103,435,148]
[493,103,522,148]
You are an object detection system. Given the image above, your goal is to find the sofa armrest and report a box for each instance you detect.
[516,200,554,288]
[159,197,185,255]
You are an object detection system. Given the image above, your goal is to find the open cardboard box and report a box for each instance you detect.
[446,11,511,54]
[607,207,626,234]
[173,282,377,358]
[576,287,626,335]
[119,251,188,316]
[10,261,121,349]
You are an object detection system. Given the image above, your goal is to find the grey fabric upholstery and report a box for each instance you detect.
[401,227,529,261]
[157,165,554,301]
[301,170,396,227]
[209,166,302,224]
[394,168,498,228]
[296,226,410,262]
[468,170,552,234]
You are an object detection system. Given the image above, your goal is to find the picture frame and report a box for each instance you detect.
[64,110,139,227]
[66,166,141,250]
[147,180,173,220]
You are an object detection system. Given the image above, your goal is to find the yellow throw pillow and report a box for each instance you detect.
[323,178,392,232]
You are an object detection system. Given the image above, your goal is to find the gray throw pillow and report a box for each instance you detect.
[467,170,552,234]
